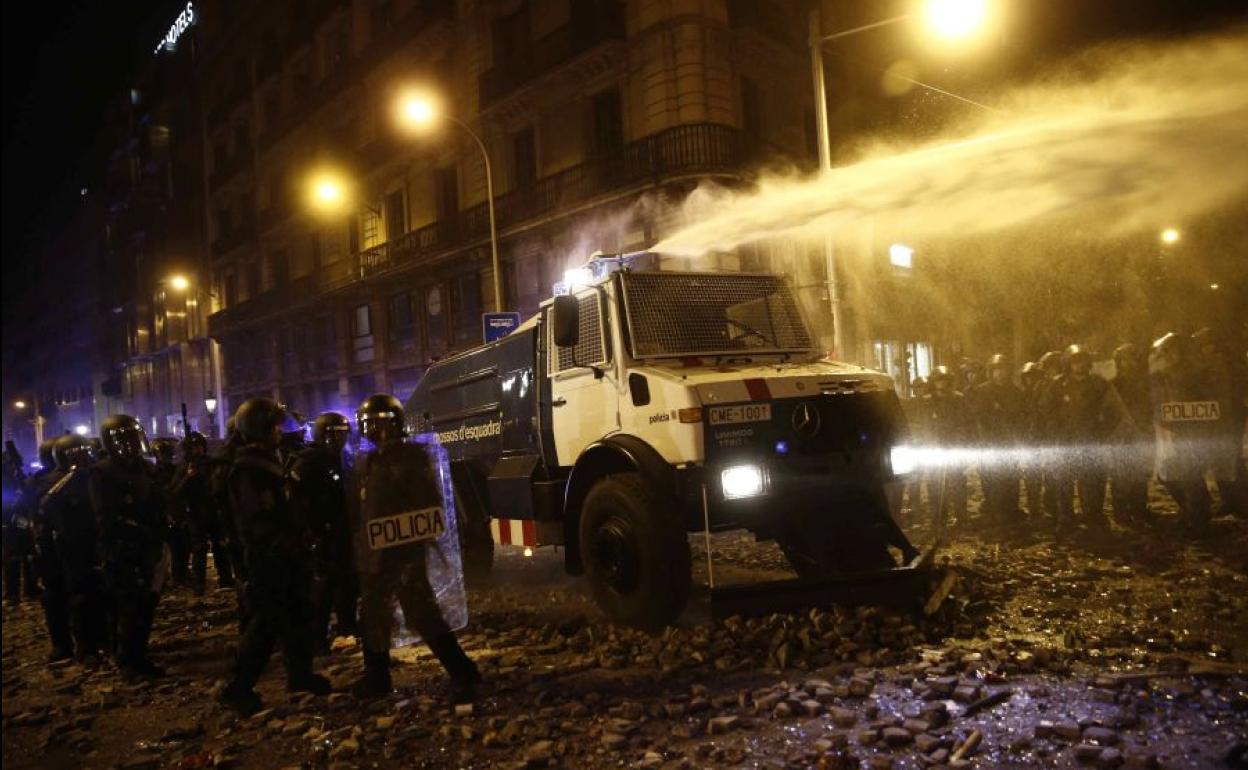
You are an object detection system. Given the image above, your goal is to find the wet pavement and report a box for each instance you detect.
[3,483,1247,769]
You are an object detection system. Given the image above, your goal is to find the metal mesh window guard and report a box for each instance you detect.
[555,293,607,372]
[622,272,812,358]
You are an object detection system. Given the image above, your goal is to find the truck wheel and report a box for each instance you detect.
[454,486,494,587]
[579,472,691,631]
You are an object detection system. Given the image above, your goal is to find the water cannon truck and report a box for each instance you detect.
[405,251,947,630]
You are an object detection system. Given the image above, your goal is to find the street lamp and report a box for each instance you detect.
[395,88,503,312]
[809,0,992,360]
[12,399,44,447]
[1160,227,1181,245]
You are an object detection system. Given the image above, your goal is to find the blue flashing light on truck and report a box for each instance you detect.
[405,252,945,630]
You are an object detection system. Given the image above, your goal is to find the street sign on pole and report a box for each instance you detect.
[482,312,521,344]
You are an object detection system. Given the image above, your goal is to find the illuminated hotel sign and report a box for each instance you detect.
[155,2,196,54]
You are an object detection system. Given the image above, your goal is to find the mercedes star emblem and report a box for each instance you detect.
[791,401,821,438]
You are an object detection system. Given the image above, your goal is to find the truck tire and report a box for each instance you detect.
[454,486,494,587]
[579,472,691,631]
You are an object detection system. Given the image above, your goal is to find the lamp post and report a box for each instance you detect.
[166,274,225,439]
[13,399,45,449]
[395,90,503,312]
[808,0,990,360]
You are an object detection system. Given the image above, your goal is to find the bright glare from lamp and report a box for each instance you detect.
[563,267,594,291]
[168,275,190,291]
[1160,227,1181,245]
[1210,283,1220,290]
[523,547,533,557]
[721,464,765,500]
[397,90,439,130]
[308,171,350,213]
[889,243,915,269]
[204,397,218,412]
[891,445,918,475]
[74,424,90,436]
[14,400,27,409]
[924,0,989,40]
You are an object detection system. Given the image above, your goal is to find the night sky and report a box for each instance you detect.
[1,0,1243,294]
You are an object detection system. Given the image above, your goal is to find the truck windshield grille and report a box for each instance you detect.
[622,272,812,358]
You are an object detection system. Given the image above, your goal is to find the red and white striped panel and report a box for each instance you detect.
[490,518,538,547]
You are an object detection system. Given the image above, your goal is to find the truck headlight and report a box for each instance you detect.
[890,445,918,476]
[721,464,766,500]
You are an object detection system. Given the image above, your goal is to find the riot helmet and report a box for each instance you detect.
[233,398,288,447]
[313,412,351,452]
[1191,327,1219,357]
[37,439,56,470]
[52,434,89,471]
[987,353,1011,384]
[960,358,985,388]
[1038,350,1066,378]
[1149,332,1186,375]
[929,366,955,394]
[1020,361,1041,388]
[183,431,208,459]
[910,376,930,398]
[152,437,177,464]
[1112,344,1141,377]
[357,394,405,444]
[1065,344,1092,379]
[100,415,149,460]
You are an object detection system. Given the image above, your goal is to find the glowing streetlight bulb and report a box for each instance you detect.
[74,424,90,436]
[1160,227,1181,245]
[399,94,436,128]
[924,0,989,40]
[14,400,27,410]
[169,275,190,291]
[307,170,351,214]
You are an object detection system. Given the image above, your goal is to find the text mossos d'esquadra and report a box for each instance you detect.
[435,419,503,444]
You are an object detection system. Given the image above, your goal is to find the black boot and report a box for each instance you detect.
[218,681,263,717]
[351,651,392,699]
[288,672,332,695]
[427,632,480,704]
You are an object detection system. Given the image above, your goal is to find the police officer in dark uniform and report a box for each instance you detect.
[972,354,1026,527]
[212,419,249,631]
[1150,333,1214,531]
[4,441,44,606]
[923,368,971,540]
[29,437,77,660]
[1109,344,1153,524]
[897,377,931,523]
[218,398,329,716]
[1018,362,1044,517]
[1052,345,1131,536]
[153,439,191,587]
[1191,328,1246,516]
[1033,351,1068,519]
[292,412,358,653]
[40,434,106,663]
[171,432,235,596]
[89,415,167,680]
[351,394,479,702]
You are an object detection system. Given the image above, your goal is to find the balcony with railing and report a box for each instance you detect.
[209,123,750,334]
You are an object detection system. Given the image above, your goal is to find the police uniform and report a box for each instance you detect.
[223,443,317,693]
[28,465,72,658]
[291,442,358,646]
[972,376,1026,525]
[922,384,971,538]
[1052,370,1129,532]
[1109,363,1153,522]
[171,456,235,595]
[88,455,167,674]
[352,438,477,699]
[41,467,107,660]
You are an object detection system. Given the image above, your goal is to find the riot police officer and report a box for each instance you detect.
[1033,351,1069,519]
[212,419,248,631]
[3,441,44,606]
[1191,328,1246,516]
[1018,362,1044,517]
[218,398,329,716]
[1051,345,1130,536]
[89,415,167,679]
[40,434,106,663]
[1109,344,1153,524]
[972,354,1026,527]
[897,377,931,523]
[1150,333,1213,531]
[171,432,234,596]
[923,368,971,540]
[29,437,78,660]
[351,394,479,702]
[291,412,358,653]
[153,439,190,587]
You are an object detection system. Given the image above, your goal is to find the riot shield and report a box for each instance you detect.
[407,432,469,634]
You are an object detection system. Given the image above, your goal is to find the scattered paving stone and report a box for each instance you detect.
[883,727,914,747]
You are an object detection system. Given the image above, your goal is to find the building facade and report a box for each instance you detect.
[197,0,817,416]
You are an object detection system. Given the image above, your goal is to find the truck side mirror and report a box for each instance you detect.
[552,295,580,348]
[629,373,651,406]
